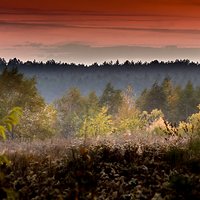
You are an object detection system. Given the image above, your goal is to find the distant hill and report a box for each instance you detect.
[1,58,200,102]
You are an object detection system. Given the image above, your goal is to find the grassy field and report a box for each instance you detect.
[0,134,200,200]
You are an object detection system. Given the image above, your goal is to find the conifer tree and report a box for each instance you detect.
[99,83,122,115]
[161,77,180,122]
[178,81,198,120]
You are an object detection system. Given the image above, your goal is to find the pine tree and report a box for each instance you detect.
[138,82,165,112]
[99,83,122,115]
[178,81,198,120]
[85,91,100,116]
[161,77,180,122]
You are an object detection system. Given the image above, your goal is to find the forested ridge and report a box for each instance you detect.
[1,58,200,102]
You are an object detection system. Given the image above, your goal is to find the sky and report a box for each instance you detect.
[1,0,200,64]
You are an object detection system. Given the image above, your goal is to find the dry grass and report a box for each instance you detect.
[0,133,199,200]
[0,132,189,156]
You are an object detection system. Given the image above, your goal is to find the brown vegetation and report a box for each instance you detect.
[0,134,199,200]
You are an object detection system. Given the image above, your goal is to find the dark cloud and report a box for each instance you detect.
[0,20,63,28]
[0,18,200,35]
[0,8,199,19]
[101,27,200,35]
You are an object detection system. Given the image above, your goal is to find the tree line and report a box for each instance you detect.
[0,57,199,69]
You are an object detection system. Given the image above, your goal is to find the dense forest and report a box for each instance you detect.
[1,58,200,102]
[0,60,200,199]
[1,65,200,139]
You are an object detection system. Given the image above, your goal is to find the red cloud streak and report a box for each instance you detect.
[1,0,200,16]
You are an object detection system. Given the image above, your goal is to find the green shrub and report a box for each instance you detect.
[0,107,22,199]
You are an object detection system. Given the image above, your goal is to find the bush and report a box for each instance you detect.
[15,105,57,140]
[0,107,22,199]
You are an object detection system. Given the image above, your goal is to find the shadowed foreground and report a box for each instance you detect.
[0,135,200,200]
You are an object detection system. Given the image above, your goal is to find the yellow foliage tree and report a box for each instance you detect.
[114,86,142,133]
[178,105,200,136]
[78,107,113,138]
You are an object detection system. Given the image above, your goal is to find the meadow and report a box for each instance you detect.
[1,133,200,200]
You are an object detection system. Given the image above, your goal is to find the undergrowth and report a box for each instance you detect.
[0,135,199,200]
